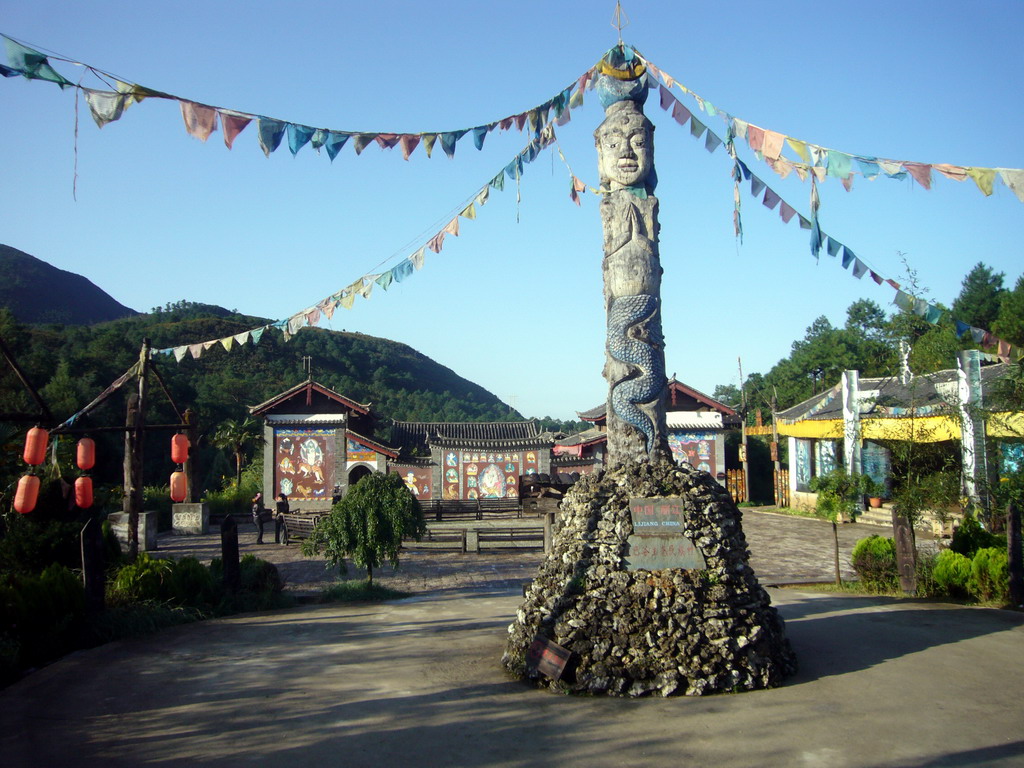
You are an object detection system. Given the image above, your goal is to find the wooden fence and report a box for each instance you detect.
[774,469,790,507]
[725,469,746,504]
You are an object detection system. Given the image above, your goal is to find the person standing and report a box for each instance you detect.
[251,492,264,544]
[275,493,289,544]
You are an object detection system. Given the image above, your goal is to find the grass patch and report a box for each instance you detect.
[318,581,412,603]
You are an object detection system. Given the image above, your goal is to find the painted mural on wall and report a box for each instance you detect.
[668,431,717,475]
[795,438,812,491]
[816,440,838,477]
[346,438,376,464]
[275,428,334,501]
[392,465,433,500]
[439,449,535,500]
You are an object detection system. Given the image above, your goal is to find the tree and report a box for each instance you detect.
[992,275,1024,347]
[211,417,259,488]
[303,472,425,585]
[951,262,1006,331]
[809,468,869,586]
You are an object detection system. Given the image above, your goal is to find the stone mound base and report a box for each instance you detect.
[502,460,797,696]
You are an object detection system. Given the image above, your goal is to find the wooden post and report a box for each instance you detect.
[183,408,197,503]
[80,518,105,613]
[738,358,750,503]
[1008,501,1023,607]
[595,51,670,466]
[220,514,240,592]
[123,339,150,560]
[771,391,782,507]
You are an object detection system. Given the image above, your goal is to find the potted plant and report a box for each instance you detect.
[861,475,886,508]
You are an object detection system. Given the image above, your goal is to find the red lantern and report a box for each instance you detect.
[23,427,48,465]
[75,476,94,509]
[76,437,96,471]
[170,470,188,503]
[14,475,40,514]
[171,433,190,465]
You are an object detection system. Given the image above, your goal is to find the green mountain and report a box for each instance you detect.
[0,244,139,325]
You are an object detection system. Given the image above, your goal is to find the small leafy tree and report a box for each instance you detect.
[810,468,869,586]
[211,417,259,488]
[303,472,425,585]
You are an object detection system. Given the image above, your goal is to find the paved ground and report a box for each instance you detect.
[150,509,918,596]
[5,511,1020,768]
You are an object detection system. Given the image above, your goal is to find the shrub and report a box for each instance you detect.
[0,514,85,576]
[239,554,283,595]
[950,514,1006,558]
[850,535,899,593]
[164,556,217,609]
[970,547,1009,604]
[914,551,938,598]
[932,550,973,598]
[111,553,174,602]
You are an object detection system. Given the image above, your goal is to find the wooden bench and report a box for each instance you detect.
[280,512,323,544]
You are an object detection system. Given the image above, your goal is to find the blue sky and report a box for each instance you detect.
[2,0,1022,420]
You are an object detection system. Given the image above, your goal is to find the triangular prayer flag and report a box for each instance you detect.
[886,279,901,290]
[375,271,394,291]
[459,203,476,220]
[746,125,765,154]
[399,134,420,160]
[855,157,880,179]
[319,300,337,320]
[234,331,251,346]
[358,279,374,299]
[476,186,490,206]
[762,188,781,210]
[779,201,797,223]
[306,308,321,327]
[970,327,986,344]
[689,116,706,140]
[659,84,673,111]
[933,163,968,182]
[421,134,437,158]
[955,320,971,338]
[998,169,1024,202]
[925,305,943,324]
[219,110,251,150]
[894,291,914,311]
[287,316,306,335]
[393,259,415,283]
[826,150,852,179]
[352,134,377,155]
[2,38,71,88]
[180,101,218,142]
[966,167,996,196]
[287,124,315,156]
[439,130,467,159]
[202,340,217,350]
[750,176,766,198]
[325,132,350,160]
[340,291,355,310]
[173,346,188,362]
[704,131,722,154]
[311,129,327,150]
[826,236,841,257]
[189,343,204,359]
[732,119,748,140]
[490,171,506,191]
[427,230,446,254]
[472,125,489,151]
[761,130,785,161]
[257,118,287,157]
[671,101,691,126]
[903,162,932,190]
[220,336,234,352]
[852,259,868,279]
[870,271,883,285]
[877,160,905,178]
[798,215,812,230]
[251,327,266,344]
[410,247,425,270]
[443,217,460,237]
[841,246,856,269]
[375,134,400,150]
[83,89,129,128]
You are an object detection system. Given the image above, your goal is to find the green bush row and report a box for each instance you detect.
[851,534,1012,604]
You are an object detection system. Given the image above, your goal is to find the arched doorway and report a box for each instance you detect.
[348,464,373,488]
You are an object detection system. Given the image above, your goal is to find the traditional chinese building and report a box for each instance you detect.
[250,380,554,507]
[250,380,398,512]
[556,378,740,482]
[388,420,553,501]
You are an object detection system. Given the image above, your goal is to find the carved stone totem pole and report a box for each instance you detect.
[595,58,670,466]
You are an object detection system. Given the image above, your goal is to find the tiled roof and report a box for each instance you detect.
[249,380,372,417]
[389,420,548,454]
[346,429,398,459]
[778,363,1014,423]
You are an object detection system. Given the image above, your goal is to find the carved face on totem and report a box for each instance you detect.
[595,102,654,191]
